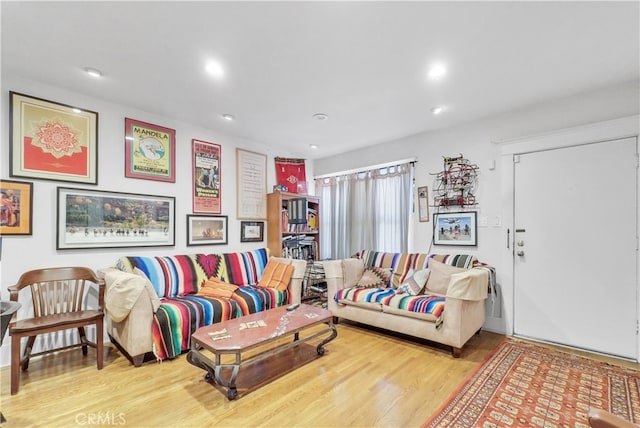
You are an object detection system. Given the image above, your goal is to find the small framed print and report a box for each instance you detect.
[240,221,264,242]
[433,211,477,246]
[417,186,429,222]
[187,215,228,246]
[10,91,98,184]
[125,118,176,182]
[0,179,33,235]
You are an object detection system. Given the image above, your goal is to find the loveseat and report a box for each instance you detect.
[323,250,493,357]
[99,248,306,366]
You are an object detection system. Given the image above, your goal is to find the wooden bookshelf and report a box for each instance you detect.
[267,192,320,259]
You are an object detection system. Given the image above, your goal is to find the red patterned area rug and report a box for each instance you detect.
[423,338,640,428]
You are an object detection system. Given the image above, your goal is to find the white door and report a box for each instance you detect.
[513,137,638,360]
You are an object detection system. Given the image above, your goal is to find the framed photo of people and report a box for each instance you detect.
[10,91,98,184]
[433,211,477,246]
[124,118,176,182]
[192,139,221,214]
[0,179,33,235]
[56,187,175,250]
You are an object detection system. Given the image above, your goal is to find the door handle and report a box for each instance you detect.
[517,250,525,256]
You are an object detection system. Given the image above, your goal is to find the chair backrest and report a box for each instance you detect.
[11,267,102,317]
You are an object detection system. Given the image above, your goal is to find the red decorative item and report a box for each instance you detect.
[274,157,307,194]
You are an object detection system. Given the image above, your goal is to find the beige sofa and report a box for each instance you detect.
[99,248,306,366]
[323,251,491,357]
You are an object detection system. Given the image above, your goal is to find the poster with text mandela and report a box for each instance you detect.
[125,118,175,182]
[192,139,221,214]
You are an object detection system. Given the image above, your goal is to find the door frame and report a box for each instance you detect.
[496,114,640,359]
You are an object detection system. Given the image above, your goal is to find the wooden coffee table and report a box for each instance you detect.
[187,304,337,400]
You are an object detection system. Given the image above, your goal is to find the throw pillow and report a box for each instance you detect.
[356,266,392,288]
[397,268,430,295]
[199,277,239,298]
[257,259,294,291]
[342,258,365,288]
[425,259,466,295]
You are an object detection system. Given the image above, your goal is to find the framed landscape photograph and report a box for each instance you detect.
[433,211,477,246]
[10,91,98,184]
[240,221,264,242]
[56,187,175,250]
[0,179,33,235]
[125,118,176,182]
[192,139,221,214]
[187,215,228,246]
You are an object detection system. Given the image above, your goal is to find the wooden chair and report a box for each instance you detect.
[8,267,105,395]
[588,408,640,428]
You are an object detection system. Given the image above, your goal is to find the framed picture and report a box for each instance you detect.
[187,215,228,246]
[240,221,264,242]
[124,118,176,182]
[56,187,175,250]
[192,139,221,214]
[0,179,33,235]
[433,211,477,246]
[417,186,429,222]
[10,91,98,184]
[236,148,267,220]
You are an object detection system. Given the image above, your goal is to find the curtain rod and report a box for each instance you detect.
[314,157,417,180]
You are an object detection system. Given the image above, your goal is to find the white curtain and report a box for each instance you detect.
[316,162,414,259]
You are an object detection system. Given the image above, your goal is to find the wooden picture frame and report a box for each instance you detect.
[124,118,176,182]
[0,179,33,235]
[417,186,429,222]
[187,215,228,246]
[433,211,477,246]
[192,139,222,214]
[240,221,264,242]
[10,91,98,184]
[56,187,175,250]
[236,148,267,220]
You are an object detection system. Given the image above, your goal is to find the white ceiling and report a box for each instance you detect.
[2,1,638,159]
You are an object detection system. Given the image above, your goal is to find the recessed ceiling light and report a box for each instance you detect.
[206,60,224,78]
[222,114,234,121]
[427,63,446,79]
[431,106,445,115]
[309,144,318,149]
[312,113,328,121]
[84,67,103,78]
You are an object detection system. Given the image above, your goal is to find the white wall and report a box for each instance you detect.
[314,79,640,335]
[0,75,314,366]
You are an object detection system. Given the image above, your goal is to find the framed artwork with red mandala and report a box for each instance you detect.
[10,91,98,184]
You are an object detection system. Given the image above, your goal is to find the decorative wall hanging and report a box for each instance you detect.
[192,139,221,214]
[187,215,228,246]
[124,118,176,182]
[431,154,479,207]
[274,157,307,194]
[433,211,477,246]
[236,148,267,220]
[0,179,33,235]
[417,186,429,222]
[56,187,175,250]
[10,91,98,184]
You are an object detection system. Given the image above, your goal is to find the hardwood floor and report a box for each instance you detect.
[7,322,636,428]
[1,322,503,427]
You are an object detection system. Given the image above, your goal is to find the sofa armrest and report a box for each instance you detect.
[270,257,306,304]
[446,269,488,301]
